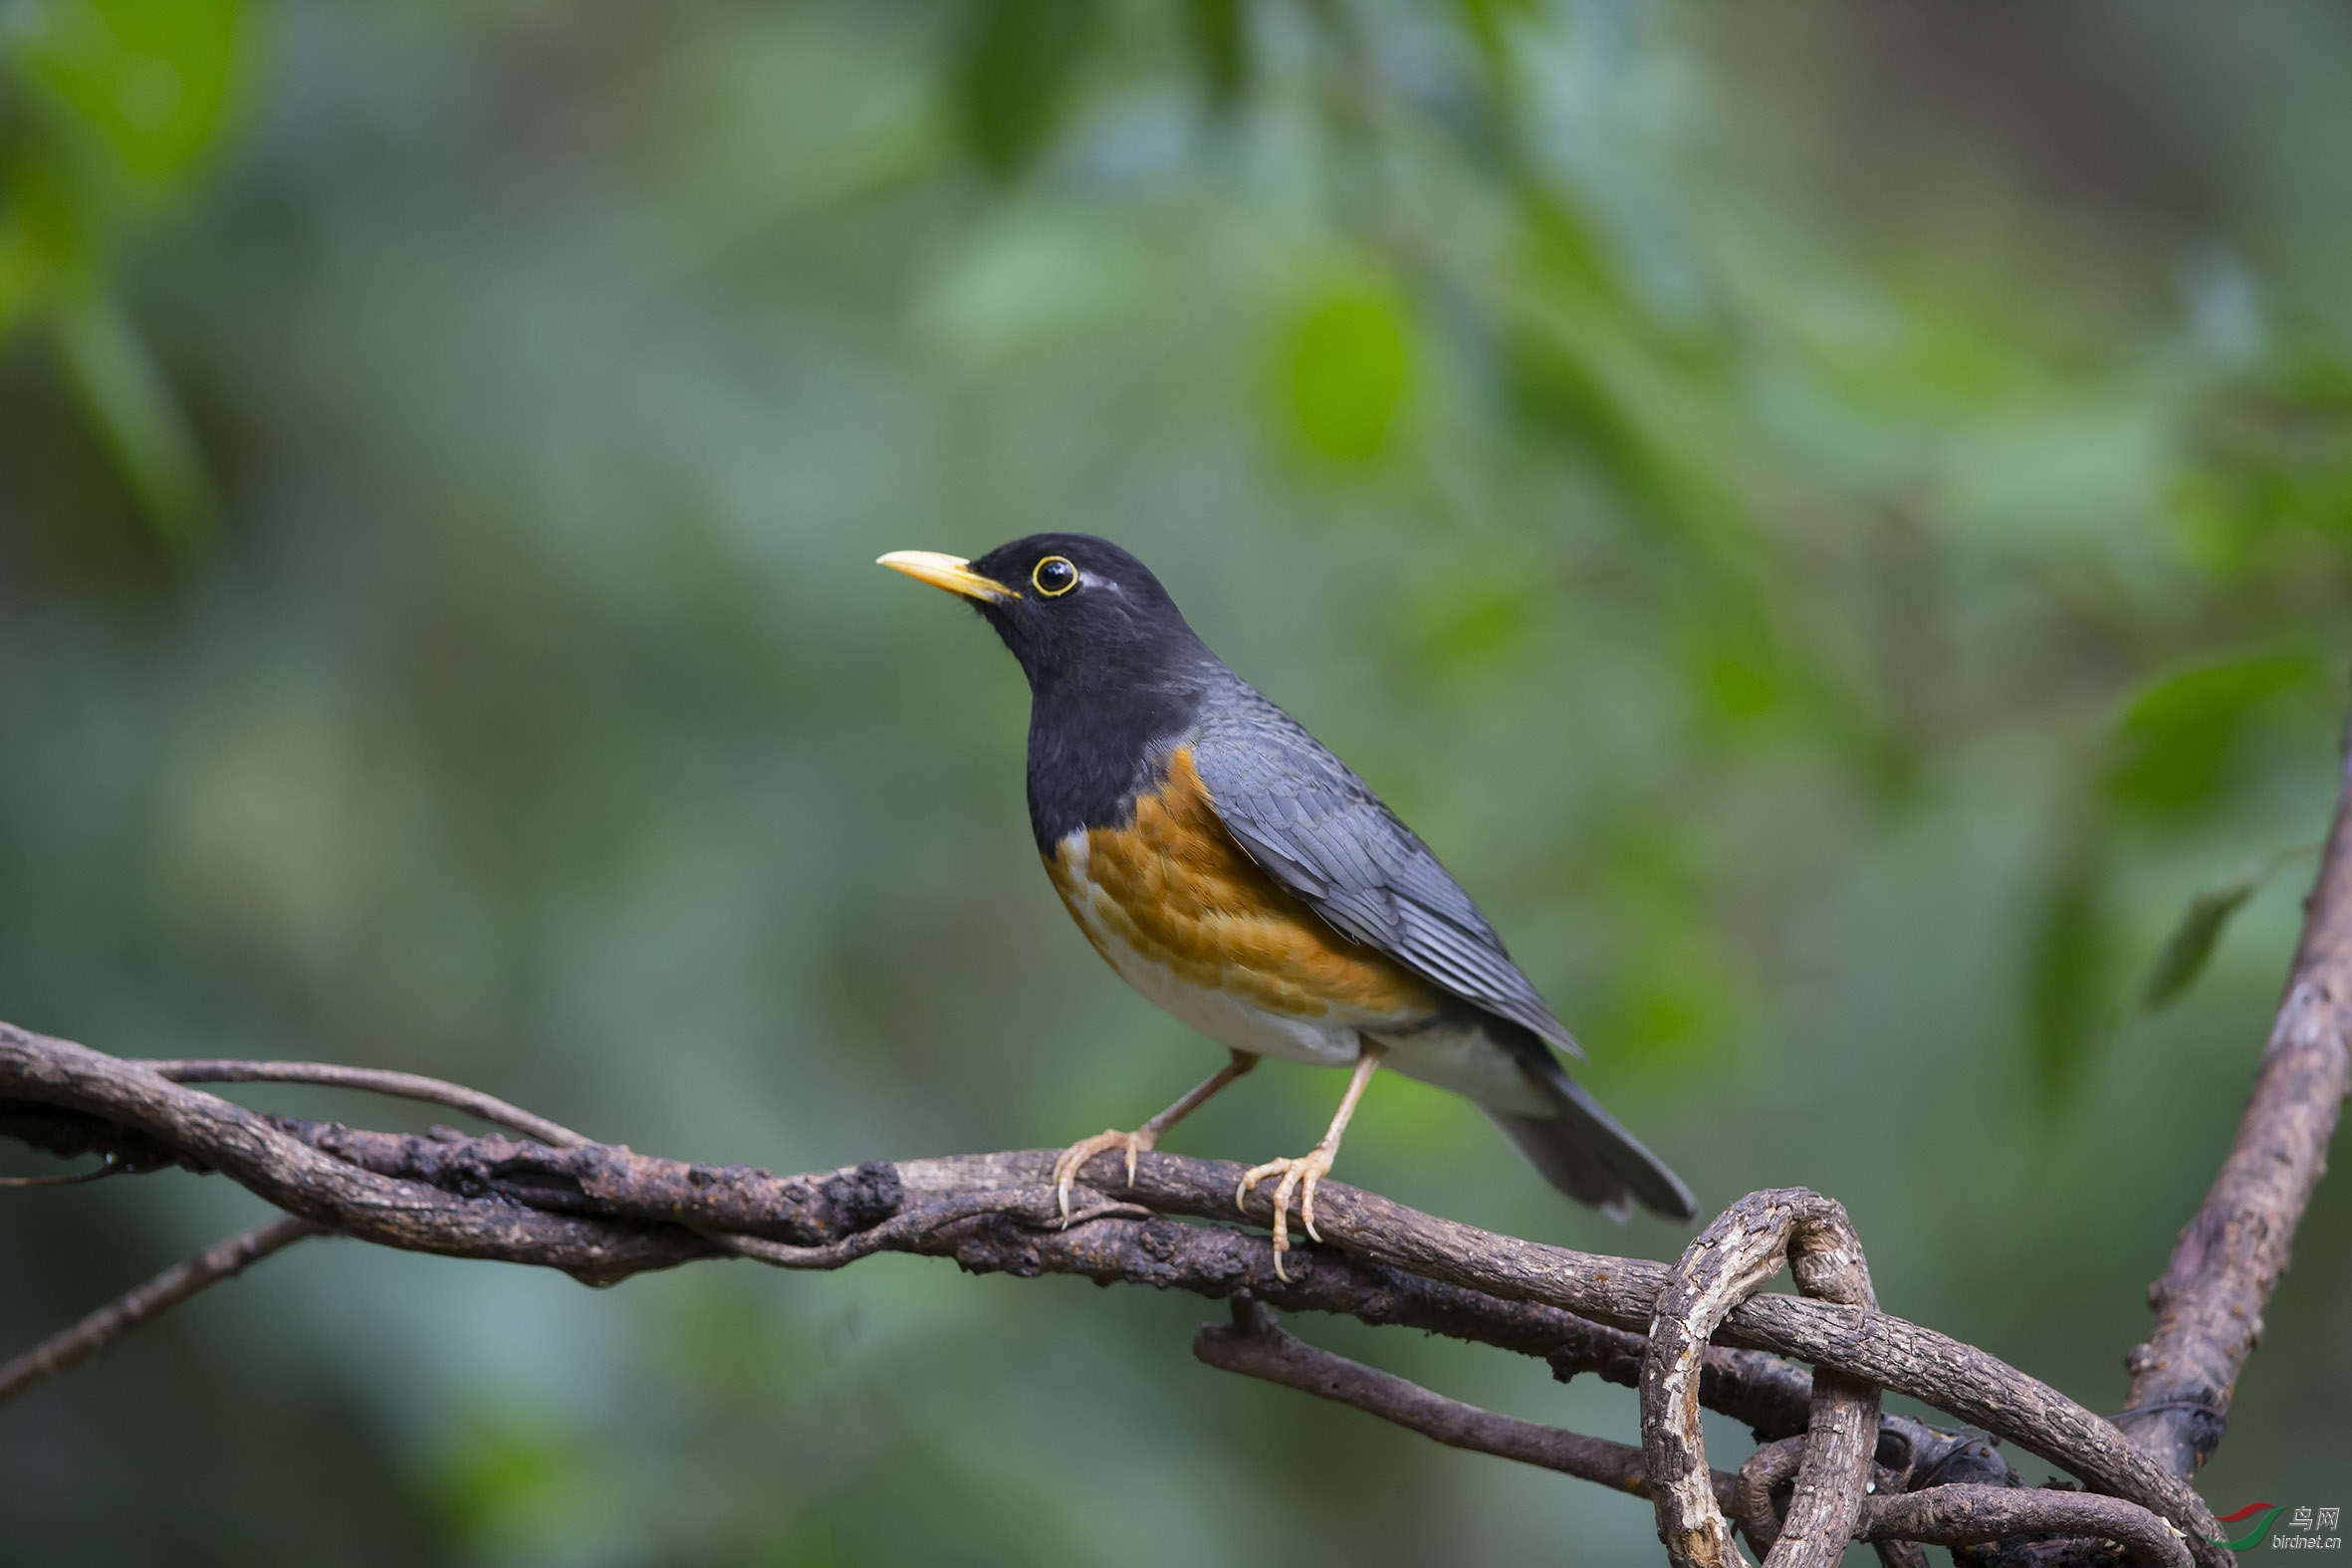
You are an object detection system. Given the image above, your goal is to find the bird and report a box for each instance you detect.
[880,534,1696,1275]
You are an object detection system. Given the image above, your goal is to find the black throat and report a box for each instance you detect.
[1022,656,1214,849]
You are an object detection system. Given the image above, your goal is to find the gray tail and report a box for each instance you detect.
[1484,1055,1698,1224]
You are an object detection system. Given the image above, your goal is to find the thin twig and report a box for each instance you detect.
[0,1159,125,1188]
[142,1059,591,1149]
[0,1214,323,1408]
[1194,1298,1743,1513]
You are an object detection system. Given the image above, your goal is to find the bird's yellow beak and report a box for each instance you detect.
[877,550,1019,603]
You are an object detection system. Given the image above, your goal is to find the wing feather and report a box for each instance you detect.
[1189,690,1582,1057]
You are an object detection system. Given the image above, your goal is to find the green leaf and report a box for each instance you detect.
[1499,197,1744,543]
[430,1415,593,1550]
[2139,882,2256,1013]
[18,0,248,185]
[1285,281,1414,464]
[1456,0,1538,68]
[2027,843,2114,1103]
[49,283,213,546]
[1406,573,1533,677]
[1503,325,1659,502]
[953,0,1100,178]
[1693,616,1783,723]
[0,213,43,341]
[1181,0,1247,109]
[2105,654,2314,815]
[2138,843,2319,1011]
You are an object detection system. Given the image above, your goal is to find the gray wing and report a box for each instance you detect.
[1188,689,1582,1057]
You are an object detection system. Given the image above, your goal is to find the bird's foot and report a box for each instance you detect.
[1235,1143,1337,1281]
[1053,1127,1156,1224]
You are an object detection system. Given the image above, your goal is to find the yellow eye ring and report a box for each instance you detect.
[1033,556,1078,596]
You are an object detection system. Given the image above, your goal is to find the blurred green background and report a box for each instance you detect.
[3,2,2348,1563]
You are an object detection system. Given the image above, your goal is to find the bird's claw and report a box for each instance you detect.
[1053,1128,1152,1225]
[1234,1146,1336,1281]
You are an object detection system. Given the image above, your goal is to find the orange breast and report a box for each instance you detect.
[1042,747,1439,1022]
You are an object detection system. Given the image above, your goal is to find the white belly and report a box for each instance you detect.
[1073,885,1371,1067]
[1369,1020,1549,1114]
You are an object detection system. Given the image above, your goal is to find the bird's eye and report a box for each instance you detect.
[1033,556,1078,596]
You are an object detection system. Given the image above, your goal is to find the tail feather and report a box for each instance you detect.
[1485,1056,1697,1223]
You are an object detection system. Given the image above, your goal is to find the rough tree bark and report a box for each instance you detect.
[0,1020,2263,1567]
[2117,743,2352,1478]
[1640,1190,1880,1568]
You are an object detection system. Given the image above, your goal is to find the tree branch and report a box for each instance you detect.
[1736,1435,2191,1568]
[1860,1487,2192,1568]
[0,1021,2228,1563]
[1193,1297,1742,1509]
[2118,738,2352,1475]
[1733,1434,1916,1565]
[1550,1327,1814,1444]
[0,1214,322,1405]
[1641,1189,1880,1568]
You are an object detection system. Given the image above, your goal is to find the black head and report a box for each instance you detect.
[879,533,1213,695]
[880,533,1226,844]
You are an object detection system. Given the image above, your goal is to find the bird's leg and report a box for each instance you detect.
[1054,1049,1259,1223]
[1236,1040,1387,1280]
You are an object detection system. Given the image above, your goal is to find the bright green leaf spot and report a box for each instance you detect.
[1286,285,1413,464]
[19,0,247,184]
[430,1420,596,1553]
[1700,642,1779,722]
